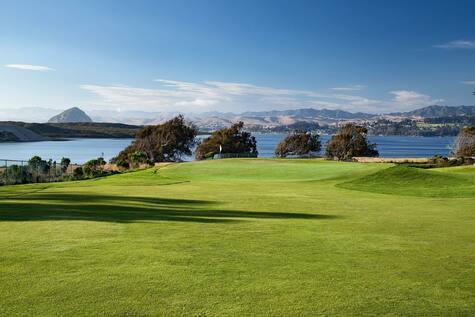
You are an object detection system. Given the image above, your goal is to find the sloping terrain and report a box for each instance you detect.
[0,121,140,139]
[338,164,475,197]
[389,105,475,118]
[0,123,48,142]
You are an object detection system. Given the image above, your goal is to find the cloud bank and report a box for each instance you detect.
[389,90,442,109]
[5,64,55,71]
[434,40,475,50]
[81,79,441,114]
[331,85,366,91]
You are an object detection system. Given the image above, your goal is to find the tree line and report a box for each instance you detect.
[108,115,388,165]
[110,115,475,167]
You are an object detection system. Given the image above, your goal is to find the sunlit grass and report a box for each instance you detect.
[0,159,474,316]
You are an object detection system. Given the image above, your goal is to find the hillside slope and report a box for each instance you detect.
[0,121,140,139]
[0,123,48,142]
[391,105,475,118]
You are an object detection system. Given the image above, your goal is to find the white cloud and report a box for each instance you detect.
[81,79,441,114]
[389,90,443,110]
[434,40,475,50]
[461,80,475,85]
[4,64,55,71]
[331,85,366,91]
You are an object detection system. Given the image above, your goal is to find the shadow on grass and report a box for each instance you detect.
[0,193,337,223]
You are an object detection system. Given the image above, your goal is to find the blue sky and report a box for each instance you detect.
[1,0,474,117]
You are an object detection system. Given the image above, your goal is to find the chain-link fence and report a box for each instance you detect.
[0,159,81,186]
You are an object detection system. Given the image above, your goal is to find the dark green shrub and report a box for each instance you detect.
[115,160,130,169]
[73,167,84,179]
[83,157,106,177]
[128,151,149,167]
[4,165,30,184]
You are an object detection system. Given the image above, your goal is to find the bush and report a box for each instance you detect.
[195,122,258,160]
[275,131,321,158]
[128,151,149,168]
[73,167,84,179]
[3,164,30,184]
[83,157,106,177]
[325,124,378,160]
[115,160,130,169]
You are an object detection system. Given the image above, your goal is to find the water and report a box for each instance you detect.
[366,135,454,158]
[0,139,134,164]
[0,135,455,163]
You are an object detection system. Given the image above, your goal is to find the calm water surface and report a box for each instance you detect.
[0,135,455,163]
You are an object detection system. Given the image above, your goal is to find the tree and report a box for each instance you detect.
[275,131,321,158]
[28,156,50,174]
[27,156,52,182]
[113,115,198,164]
[195,122,258,160]
[60,157,71,173]
[28,156,45,170]
[325,123,378,160]
[452,126,475,157]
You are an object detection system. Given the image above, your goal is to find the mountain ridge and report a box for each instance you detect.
[389,105,475,118]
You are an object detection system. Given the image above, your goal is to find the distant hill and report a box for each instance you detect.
[0,123,48,142]
[48,107,93,123]
[187,108,376,131]
[81,108,376,129]
[242,108,374,120]
[391,105,475,118]
[0,122,141,141]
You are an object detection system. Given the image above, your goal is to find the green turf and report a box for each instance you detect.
[338,164,475,198]
[0,159,474,316]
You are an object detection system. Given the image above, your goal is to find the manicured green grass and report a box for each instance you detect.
[0,159,474,316]
[339,164,475,198]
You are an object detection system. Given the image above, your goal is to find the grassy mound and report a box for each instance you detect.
[338,164,475,198]
[431,165,475,175]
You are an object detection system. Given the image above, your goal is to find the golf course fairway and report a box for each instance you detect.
[0,159,474,316]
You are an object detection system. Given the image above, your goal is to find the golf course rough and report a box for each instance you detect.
[0,159,474,316]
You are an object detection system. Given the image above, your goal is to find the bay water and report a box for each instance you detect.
[0,134,455,164]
